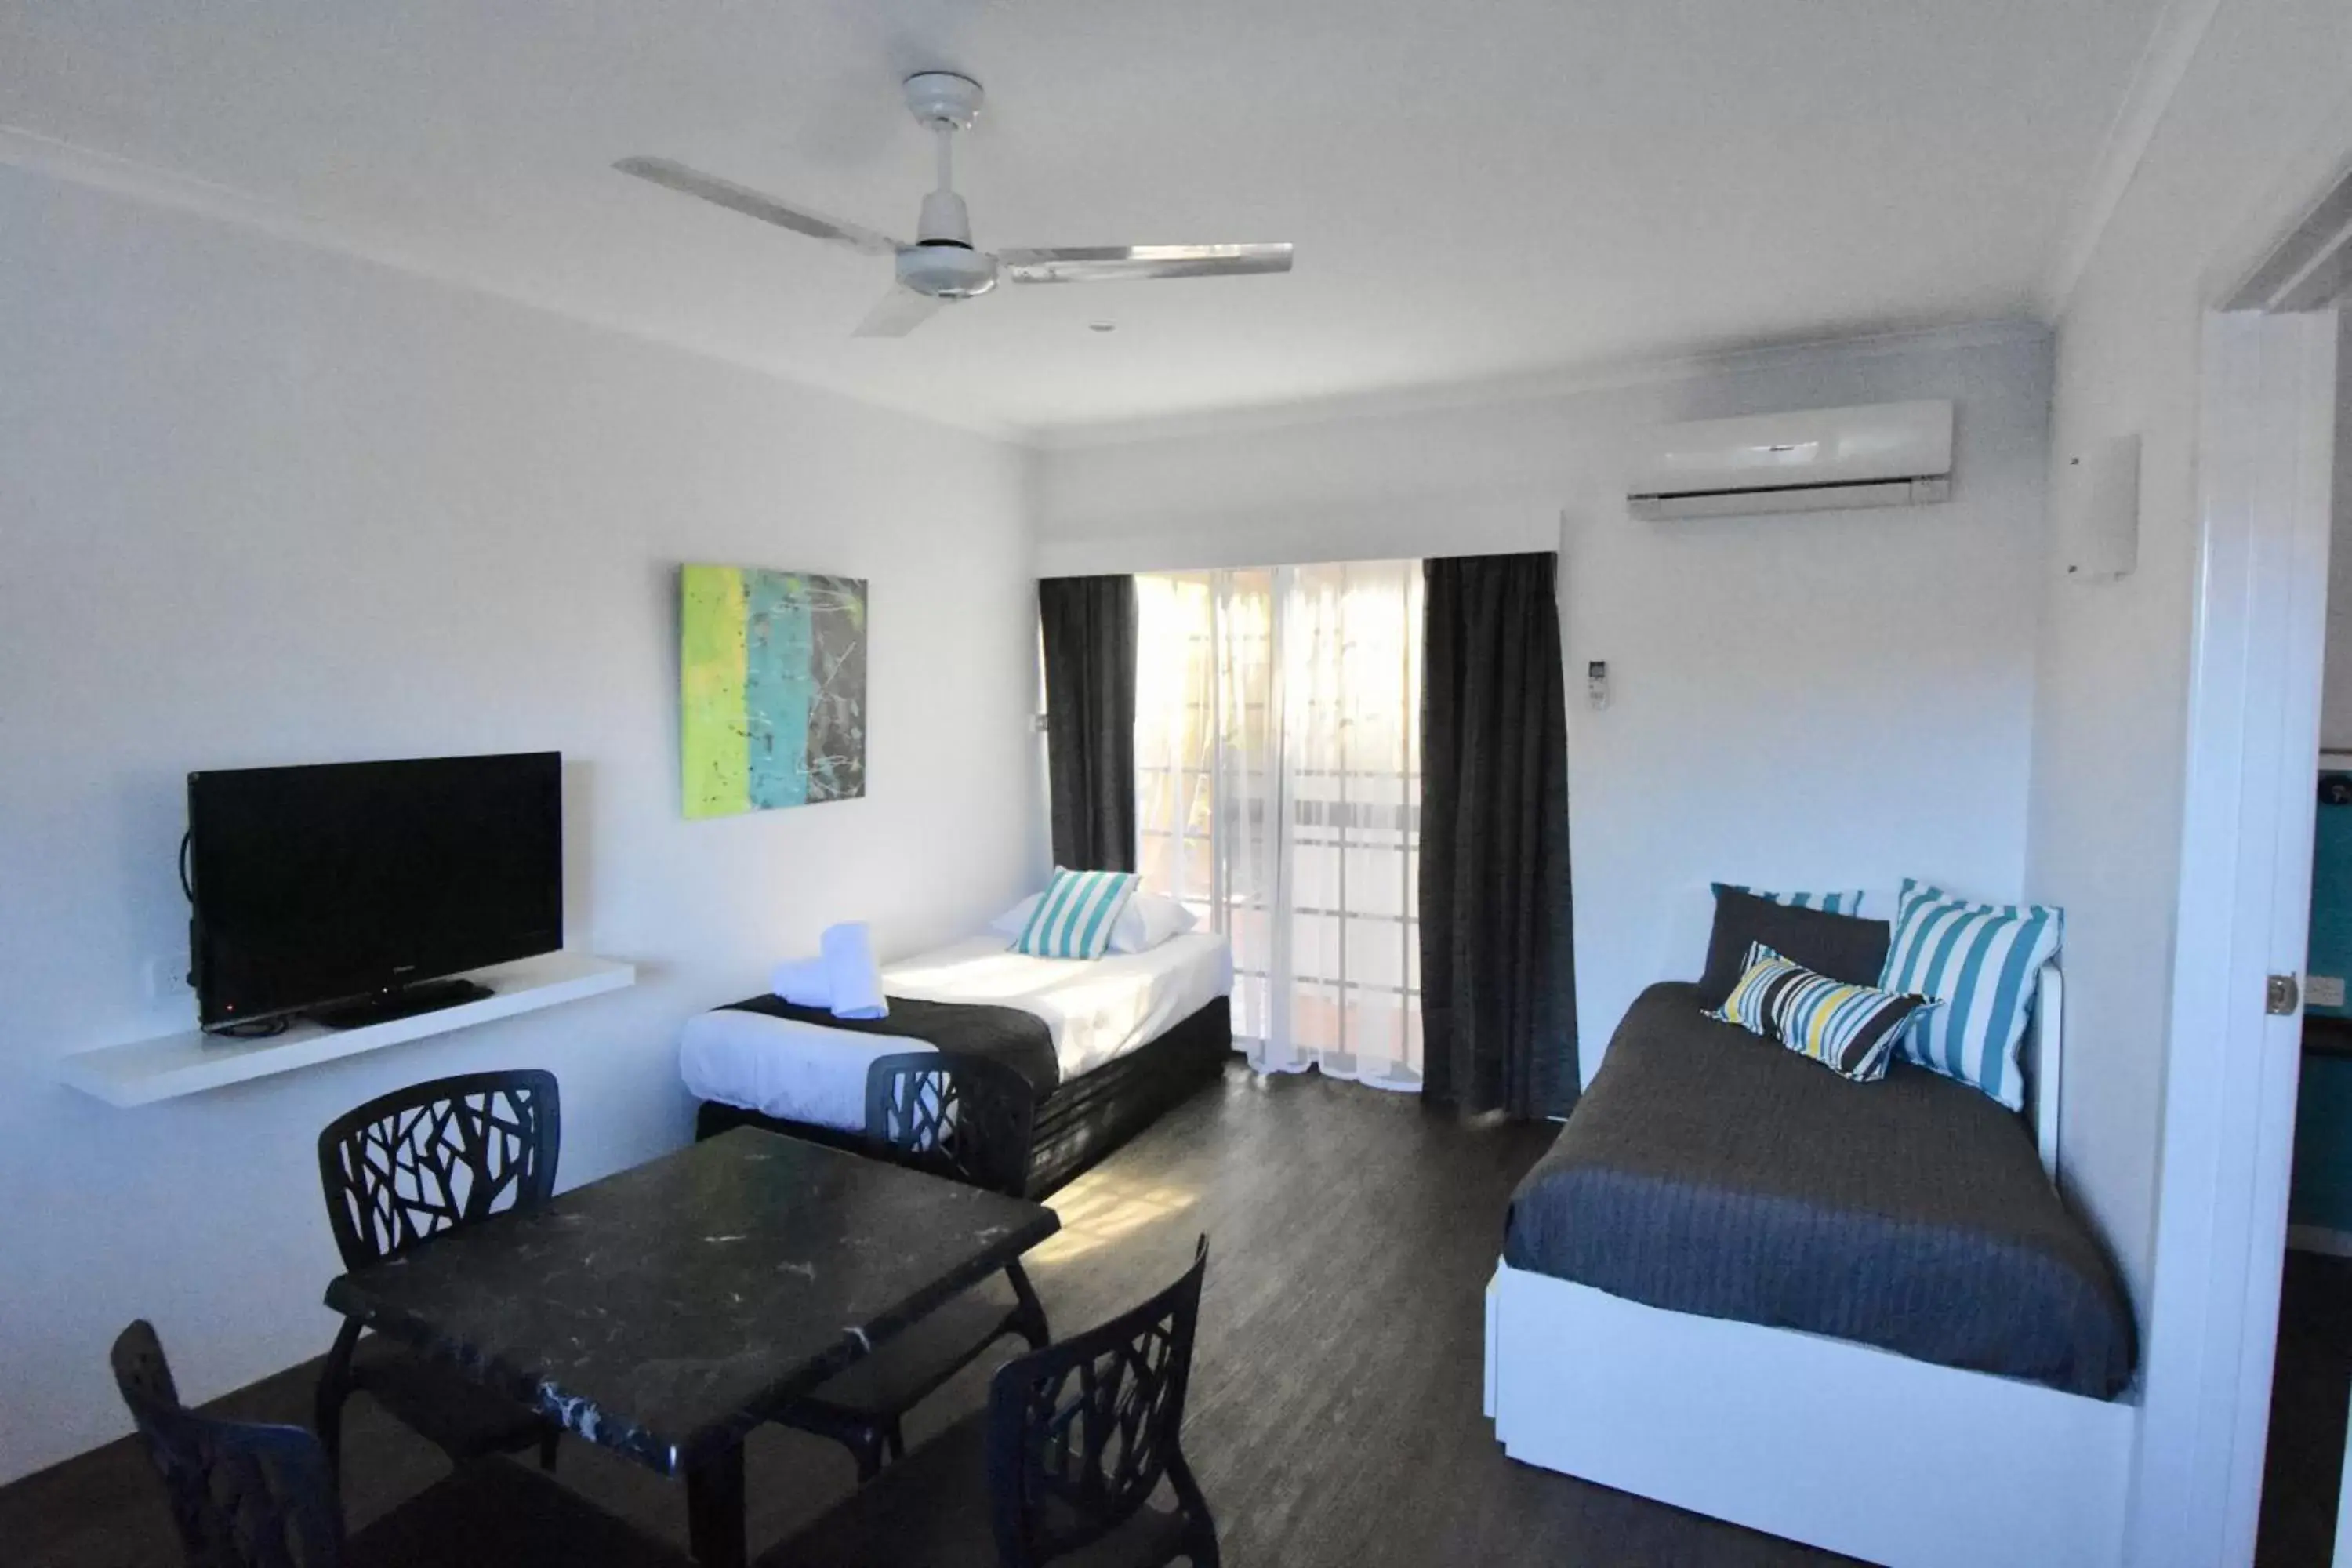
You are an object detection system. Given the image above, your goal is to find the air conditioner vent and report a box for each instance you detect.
[1628,401,1954,520]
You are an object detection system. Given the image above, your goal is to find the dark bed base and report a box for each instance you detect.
[694,995,1235,1198]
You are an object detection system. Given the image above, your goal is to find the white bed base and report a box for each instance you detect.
[1485,964,2140,1566]
[1484,1267,2134,1566]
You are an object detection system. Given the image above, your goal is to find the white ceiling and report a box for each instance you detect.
[1,1,2168,439]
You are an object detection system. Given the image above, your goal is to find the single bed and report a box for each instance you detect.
[682,932,1235,1196]
[1485,963,2143,1568]
[1504,981,2133,1397]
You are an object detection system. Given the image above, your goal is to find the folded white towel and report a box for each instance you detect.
[821,922,888,1020]
[768,956,832,1009]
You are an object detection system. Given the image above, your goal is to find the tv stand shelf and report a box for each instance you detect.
[56,952,636,1108]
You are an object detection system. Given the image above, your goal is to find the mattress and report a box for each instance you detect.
[679,932,1233,1134]
[697,996,1236,1200]
[1503,982,2136,1399]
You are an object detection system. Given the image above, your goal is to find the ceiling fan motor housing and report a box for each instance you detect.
[917,188,975,246]
[902,187,996,296]
[898,241,997,299]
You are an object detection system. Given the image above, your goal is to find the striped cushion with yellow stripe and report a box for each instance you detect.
[1710,943,1810,1035]
[1707,942,1940,1083]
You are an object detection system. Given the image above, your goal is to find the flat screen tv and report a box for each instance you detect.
[187,752,562,1029]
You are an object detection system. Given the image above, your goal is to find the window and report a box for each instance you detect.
[1134,562,1424,1089]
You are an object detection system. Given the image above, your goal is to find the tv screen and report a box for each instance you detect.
[187,753,562,1028]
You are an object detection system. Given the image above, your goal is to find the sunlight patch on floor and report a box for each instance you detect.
[1031,1169,1198,1265]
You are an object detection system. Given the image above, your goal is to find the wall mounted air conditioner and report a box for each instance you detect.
[1627,400,1954,520]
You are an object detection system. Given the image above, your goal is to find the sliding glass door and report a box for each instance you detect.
[1134,562,1424,1090]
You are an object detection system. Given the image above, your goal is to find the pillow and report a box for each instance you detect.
[1707,942,1810,1035]
[1013,869,1139,960]
[992,887,1200,953]
[1109,891,1200,954]
[1708,941,1940,1083]
[1718,884,1868,916]
[1696,884,1892,1009]
[1879,879,2063,1110]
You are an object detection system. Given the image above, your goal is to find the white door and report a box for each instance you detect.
[2135,306,2340,1567]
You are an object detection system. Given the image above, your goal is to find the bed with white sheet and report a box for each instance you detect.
[683,932,1234,1195]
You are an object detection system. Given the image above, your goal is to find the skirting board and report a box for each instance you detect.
[1484,1262,2136,1567]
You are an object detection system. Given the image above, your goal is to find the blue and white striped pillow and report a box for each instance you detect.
[1012,869,1138,960]
[1880,880,2063,1109]
[1722,884,1868,915]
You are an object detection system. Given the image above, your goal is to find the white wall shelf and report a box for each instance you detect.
[56,952,636,1108]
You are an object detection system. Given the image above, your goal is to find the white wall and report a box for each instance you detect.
[0,167,1043,1483]
[1039,329,2053,1091]
[2024,0,2352,1334]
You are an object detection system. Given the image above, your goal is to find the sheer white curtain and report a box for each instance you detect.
[1134,563,1423,1090]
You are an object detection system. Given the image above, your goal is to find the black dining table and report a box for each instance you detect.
[323,1125,1061,1568]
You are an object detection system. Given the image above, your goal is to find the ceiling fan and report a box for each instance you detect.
[615,71,1293,338]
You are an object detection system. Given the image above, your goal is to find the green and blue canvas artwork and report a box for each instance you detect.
[680,564,867,818]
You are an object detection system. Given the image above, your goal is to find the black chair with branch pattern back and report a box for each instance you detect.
[314,1069,565,1478]
[779,1051,1053,1479]
[111,1320,691,1568]
[764,1237,1218,1567]
[114,1319,342,1568]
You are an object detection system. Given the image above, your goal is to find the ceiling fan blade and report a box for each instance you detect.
[851,285,948,338]
[613,157,902,258]
[996,243,1294,285]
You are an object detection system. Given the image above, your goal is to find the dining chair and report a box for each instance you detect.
[314,1069,564,1477]
[111,1319,691,1568]
[780,1052,1053,1480]
[764,1236,1218,1567]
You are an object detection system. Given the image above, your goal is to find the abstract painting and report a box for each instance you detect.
[680,564,867,818]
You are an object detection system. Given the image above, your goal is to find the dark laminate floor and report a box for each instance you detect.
[2258,1249,2352,1566]
[8,1064,1864,1567]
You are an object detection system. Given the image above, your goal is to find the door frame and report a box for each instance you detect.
[2130,157,2352,1566]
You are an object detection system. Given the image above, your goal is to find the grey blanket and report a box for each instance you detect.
[720,993,1061,1096]
[1503,982,2136,1399]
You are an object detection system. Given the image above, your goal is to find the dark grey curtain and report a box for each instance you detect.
[1419,552,1577,1118]
[1039,575,1138,873]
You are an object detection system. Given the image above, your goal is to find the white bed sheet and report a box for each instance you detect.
[678,931,1233,1132]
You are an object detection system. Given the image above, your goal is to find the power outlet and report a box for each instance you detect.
[143,954,190,1003]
